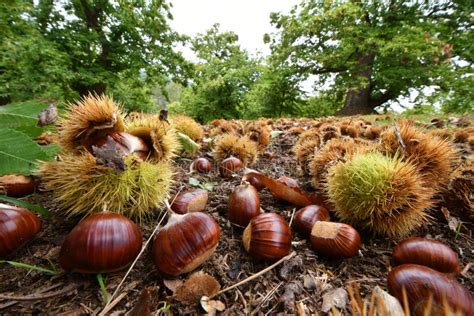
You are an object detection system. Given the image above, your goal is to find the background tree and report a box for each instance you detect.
[267,0,471,115]
[180,24,260,122]
[1,0,190,111]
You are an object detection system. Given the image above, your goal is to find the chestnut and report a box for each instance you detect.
[191,158,212,173]
[0,175,38,197]
[242,213,292,260]
[219,156,243,178]
[152,212,220,276]
[387,264,473,315]
[227,182,260,226]
[0,203,41,258]
[59,212,142,274]
[242,171,265,191]
[93,132,150,160]
[310,221,360,258]
[171,189,208,214]
[294,205,330,237]
[393,237,460,274]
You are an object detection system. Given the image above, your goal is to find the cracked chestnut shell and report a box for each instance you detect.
[93,132,150,160]
[294,205,329,237]
[310,221,360,258]
[152,212,220,276]
[59,212,142,274]
[0,203,41,258]
[242,213,292,260]
[387,264,473,316]
[393,237,460,274]
[228,182,260,226]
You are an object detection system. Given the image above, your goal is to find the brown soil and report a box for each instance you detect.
[1,117,473,315]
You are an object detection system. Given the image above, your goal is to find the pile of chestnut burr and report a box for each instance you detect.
[1,154,473,315]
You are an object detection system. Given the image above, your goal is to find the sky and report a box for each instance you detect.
[169,0,300,59]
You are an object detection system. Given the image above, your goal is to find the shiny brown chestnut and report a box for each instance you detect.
[153,212,220,276]
[294,205,330,237]
[393,237,460,274]
[310,221,360,258]
[59,212,142,274]
[171,189,209,214]
[190,158,212,173]
[0,175,38,197]
[93,132,150,160]
[242,213,292,260]
[387,264,473,316]
[0,203,41,258]
[219,156,243,177]
[228,182,260,226]
[242,171,265,191]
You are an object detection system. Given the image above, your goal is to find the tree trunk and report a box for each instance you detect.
[336,54,375,116]
[74,82,107,97]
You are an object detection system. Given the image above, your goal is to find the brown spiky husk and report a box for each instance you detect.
[428,128,453,141]
[171,115,204,142]
[309,138,372,191]
[244,120,271,151]
[209,120,238,137]
[294,137,320,175]
[327,153,433,238]
[340,124,359,138]
[58,94,125,153]
[454,128,471,143]
[363,126,383,140]
[213,134,258,166]
[37,152,173,220]
[126,113,179,162]
[378,120,459,191]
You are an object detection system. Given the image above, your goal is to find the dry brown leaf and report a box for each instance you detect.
[128,287,154,316]
[322,288,348,313]
[163,279,183,293]
[243,169,325,207]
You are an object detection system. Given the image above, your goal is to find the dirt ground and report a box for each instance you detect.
[1,116,473,315]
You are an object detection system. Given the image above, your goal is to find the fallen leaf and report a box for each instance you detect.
[278,282,303,311]
[279,256,303,280]
[200,296,225,315]
[128,287,154,316]
[321,288,348,313]
[303,275,316,290]
[440,207,459,232]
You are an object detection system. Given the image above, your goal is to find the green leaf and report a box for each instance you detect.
[189,177,200,187]
[41,144,60,158]
[270,131,284,138]
[0,128,51,175]
[177,132,200,154]
[0,195,52,217]
[97,274,110,304]
[0,113,43,137]
[0,260,58,275]
[0,101,48,118]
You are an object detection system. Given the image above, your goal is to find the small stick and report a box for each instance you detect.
[98,292,127,316]
[0,284,77,301]
[289,208,297,227]
[393,120,406,153]
[99,208,169,315]
[211,251,296,298]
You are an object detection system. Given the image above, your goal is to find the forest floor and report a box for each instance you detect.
[0,114,473,315]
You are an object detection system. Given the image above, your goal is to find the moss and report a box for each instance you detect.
[327,152,433,238]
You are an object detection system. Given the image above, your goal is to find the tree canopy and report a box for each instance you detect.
[266,0,473,115]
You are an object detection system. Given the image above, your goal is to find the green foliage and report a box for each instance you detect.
[243,64,304,118]
[180,24,260,122]
[0,101,58,175]
[1,0,190,111]
[401,105,438,116]
[0,195,51,217]
[176,132,200,155]
[267,0,471,114]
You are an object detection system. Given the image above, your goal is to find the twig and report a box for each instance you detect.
[289,208,297,227]
[0,284,77,301]
[97,292,127,316]
[251,281,284,315]
[0,283,63,310]
[461,262,473,277]
[99,208,169,315]
[393,120,406,153]
[211,251,296,298]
